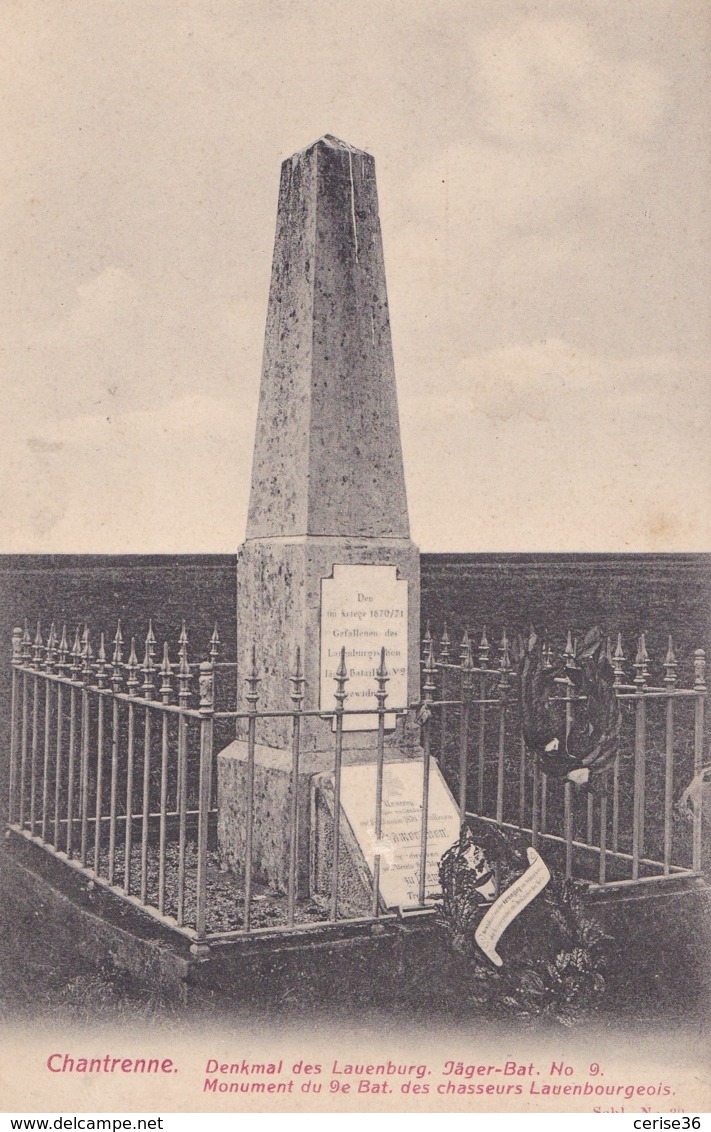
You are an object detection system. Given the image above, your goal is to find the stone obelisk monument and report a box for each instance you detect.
[218,135,420,889]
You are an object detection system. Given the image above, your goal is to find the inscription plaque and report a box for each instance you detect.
[337,760,461,909]
[320,564,408,731]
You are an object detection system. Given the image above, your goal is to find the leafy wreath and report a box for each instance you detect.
[514,625,622,790]
[436,819,610,1026]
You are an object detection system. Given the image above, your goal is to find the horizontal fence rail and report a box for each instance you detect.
[5,618,708,952]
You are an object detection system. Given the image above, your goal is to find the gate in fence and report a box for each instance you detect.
[5,619,707,952]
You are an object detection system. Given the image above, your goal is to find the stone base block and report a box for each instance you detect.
[309,774,375,919]
[217,740,415,895]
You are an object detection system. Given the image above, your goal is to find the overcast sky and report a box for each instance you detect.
[1,0,709,552]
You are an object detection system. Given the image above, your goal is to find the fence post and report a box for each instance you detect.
[597,636,615,884]
[208,626,221,812]
[243,644,260,931]
[108,623,123,886]
[194,657,214,943]
[632,633,649,880]
[693,649,706,873]
[663,636,678,874]
[41,624,56,843]
[139,626,156,903]
[458,633,474,821]
[65,628,81,857]
[18,623,31,830]
[124,637,140,894]
[418,640,436,905]
[596,773,608,885]
[29,622,42,835]
[438,625,450,767]
[141,628,156,881]
[421,622,432,667]
[79,628,94,866]
[176,625,191,925]
[330,647,348,921]
[611,633,625,853]
[562,631,577,881]
[93,633,108,875]
[372,647,389,918]
[8,627,23,825]
[158,641,172,915]
[538,637,553,835]
[477,628,489,813]
[600,641,614,886]
[53,625,69,847]
[287,647,305,927]
[496,630,511,830]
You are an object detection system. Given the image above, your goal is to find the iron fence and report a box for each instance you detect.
[423,625,707,889]
[5,619,707,953]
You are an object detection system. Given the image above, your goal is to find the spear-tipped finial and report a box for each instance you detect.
[70,627,83,678]
[81,629,94,686]
[290,646,305,709]
[126,637,140,697]
[461,633,475,693]
[245,643,260,709]
[634,632,649,689]
[160,641,173,703]
[112,620,123,661]
[145,619,157,665]
[497,628,512,694]
[142,631,156,698]
[612,632,626,687]
[422,621,432,664]
[32,621,43,667]
[478,626,490,667]
[44,622,57,672]
[564,629,576,669]
[438,625,451,664]
[176,629,191,704]
[334,645,349,710]
[459,630,470,666]
[375,646,389,711]
[96,632,108,689]
[209,623,221,663]
[664,635,678,688]
[111,622,124,691]
[22,619,31,657]
[58,624,69,671]
[423,638,437,701]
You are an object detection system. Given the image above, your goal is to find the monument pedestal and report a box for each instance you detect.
[217,135,423,901]
[217,741,418,896]
[218,535,421,892]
